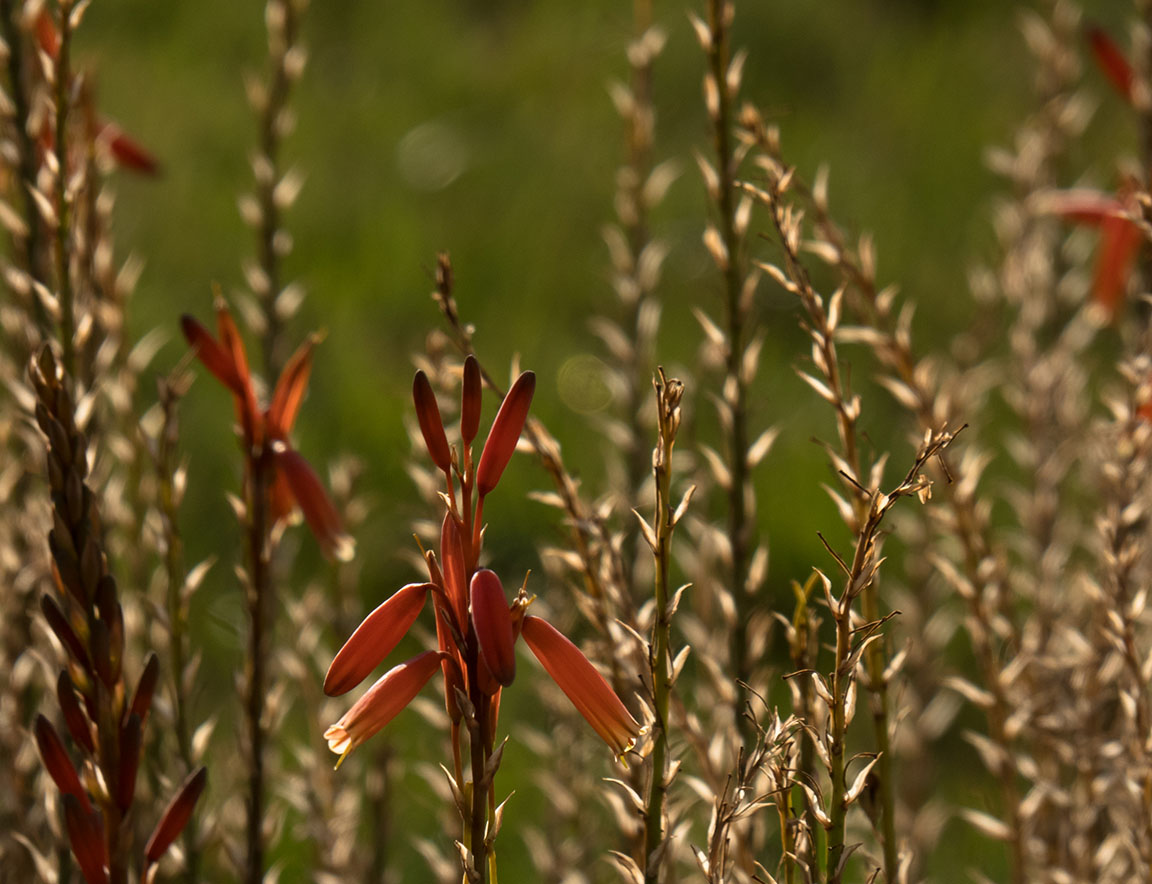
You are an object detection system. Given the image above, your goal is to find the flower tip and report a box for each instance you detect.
[324,723,351,756]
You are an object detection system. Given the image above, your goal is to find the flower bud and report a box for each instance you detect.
[476,371,535,496]
[470,569,516,687]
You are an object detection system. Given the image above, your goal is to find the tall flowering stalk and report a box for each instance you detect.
[181,298,352,884]
[639,368,691,883]
[325,358,641,884]
[30,346,205,884]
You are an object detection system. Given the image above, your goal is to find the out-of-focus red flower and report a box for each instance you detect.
[1032,187,1144,318]
[1088,26,1137,104]
[182,302,354,560]
[35,9,161,176]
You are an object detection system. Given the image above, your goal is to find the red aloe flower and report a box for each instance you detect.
[1032,187,1144,317]
[182,302,354,560]
[521,616,641,759]
[36,9,161,176]
[324,650,447,765]
[326,363,639,770]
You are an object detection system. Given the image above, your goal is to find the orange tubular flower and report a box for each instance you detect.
[324,650,446,765]
[324,583,431,696]
[326,362,638,772]
[181,302,354,560]
[521,616,641,760]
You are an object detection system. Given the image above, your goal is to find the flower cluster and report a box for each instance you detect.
[323,357,640,764]
[181,299,354,560]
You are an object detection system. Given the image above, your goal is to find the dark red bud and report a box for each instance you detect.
[413,370,452,473]
[476,371,535,496]
[117,714,142,811]
[146,767,208,865]
[57,671,94,753]
[129,653,160,727]
[63,794,108,884]
[461,355,482,446]
[41,595,88,667]
[34,716,91,812]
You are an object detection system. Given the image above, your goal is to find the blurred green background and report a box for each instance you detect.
[67,0,1130,880]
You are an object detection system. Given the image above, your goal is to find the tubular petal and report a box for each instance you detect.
[470,569,516,687]
[1088,26,1136,103]
[267,336,316,438]
[180,315,243,395]
[325,583,431,696]
[440,512,468,630]
[273,444,356,561]
[101,122,161,176]
[434,601,465,722]
[413,370,452,473]
[214,302,261,444]
[1094,215,1142,316]
[520,616,640,758]
[476,371,535,496]
[325,650,445,762]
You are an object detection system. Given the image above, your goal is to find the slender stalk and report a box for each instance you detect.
[825,594,852,884]
[703,0,755,737]
[53,0,75,377]
[643,369,683,882]
[155,373,202,883]
[243,448,273,884]
[0,0,50,317]
[252,0,304,379]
